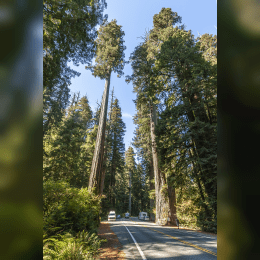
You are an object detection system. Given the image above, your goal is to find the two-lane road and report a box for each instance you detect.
[108,217,217,260]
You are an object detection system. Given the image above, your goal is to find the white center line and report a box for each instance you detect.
[124,225,147,260]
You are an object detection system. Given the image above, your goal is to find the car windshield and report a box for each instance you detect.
[109,214,115,216]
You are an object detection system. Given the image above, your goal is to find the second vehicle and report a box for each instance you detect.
[138,212,149,221]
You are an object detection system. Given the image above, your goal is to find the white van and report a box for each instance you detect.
[108,211,116,221]
[138,212,149,221]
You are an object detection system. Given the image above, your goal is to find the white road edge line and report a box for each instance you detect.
[124,225,147,260]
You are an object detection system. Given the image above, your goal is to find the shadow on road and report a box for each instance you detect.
[108,219,217,259]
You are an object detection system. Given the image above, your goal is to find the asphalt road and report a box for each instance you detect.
[108,217,217,260]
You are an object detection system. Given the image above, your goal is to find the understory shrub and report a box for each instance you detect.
[176,186,217,233]
[43,179,101,237]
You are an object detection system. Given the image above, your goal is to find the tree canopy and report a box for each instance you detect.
[86,19,127,78]
[43,0,107,135]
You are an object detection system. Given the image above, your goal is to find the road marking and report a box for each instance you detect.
[124,225,147,260]
[132,221,217,257]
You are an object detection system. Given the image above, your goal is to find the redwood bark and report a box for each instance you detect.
[100,89,114,194]
[167,185,177,225]
[149,157,155,222]
[89,73,111,194]
[149,101,168,225]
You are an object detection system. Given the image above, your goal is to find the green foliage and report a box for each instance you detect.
[125,146,136,172]
[128,7,217,232]
[86,19,127,79]
[102,97,126,214]
[113,168,129,216]
[43,0,107,91]
[152,8,182,30]
[132,164,150,215]
[43,0,107,134]
[123,147,150,216]
[43,179,101,237]
[43,230,105,259]
[43,94,93,187]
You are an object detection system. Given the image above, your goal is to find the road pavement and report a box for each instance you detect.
[108,217,217,260]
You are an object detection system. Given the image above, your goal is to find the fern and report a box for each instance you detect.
[43,230,104,260]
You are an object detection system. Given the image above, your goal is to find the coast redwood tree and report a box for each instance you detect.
[86,19,126,195]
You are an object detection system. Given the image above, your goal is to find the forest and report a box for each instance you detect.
[43,0,217,258]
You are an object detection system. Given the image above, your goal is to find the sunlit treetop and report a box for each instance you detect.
[152,7,182,31]
[147,8,183,61]
[86,19,127,79]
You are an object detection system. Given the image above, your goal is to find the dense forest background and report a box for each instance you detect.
[43,0,216,258]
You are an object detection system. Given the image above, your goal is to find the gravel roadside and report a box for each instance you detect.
[97,221,126,259]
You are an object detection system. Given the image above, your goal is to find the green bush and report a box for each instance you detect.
[43,179,101,237]
[43,230,106,259]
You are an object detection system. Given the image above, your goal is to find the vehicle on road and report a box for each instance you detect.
[108,211,116,221]
[125,212,130,218]
[138,212,149,221]
[117,215,121,219]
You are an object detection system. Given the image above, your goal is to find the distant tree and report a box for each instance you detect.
[114,165,129,215]
[132,103,155,221]
[131,163,150,216]
[125,147,136,216]
[43,94,93,187]
[87,19,126,195]
[102,97,126,211]
[127,37,171,225]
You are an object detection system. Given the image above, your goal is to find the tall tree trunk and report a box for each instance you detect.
[100,89,114,194]
[129,171,131,215]
[167,185,177,225]
[149,101,168,225]
[111,144,117,208]
[89,72,111,194]
[149,157,155,222]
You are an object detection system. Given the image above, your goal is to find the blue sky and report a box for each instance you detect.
[68,0,217,153]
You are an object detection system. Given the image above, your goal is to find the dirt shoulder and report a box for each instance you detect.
[97,221,125,260]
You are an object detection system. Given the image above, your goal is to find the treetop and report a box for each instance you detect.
[86,19,127,79]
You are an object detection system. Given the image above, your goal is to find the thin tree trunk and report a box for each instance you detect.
[111,143,117,207]
[100,89,114,194]
[89,72,111,194]
[149,157,155,222]
[129,171,131,215]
